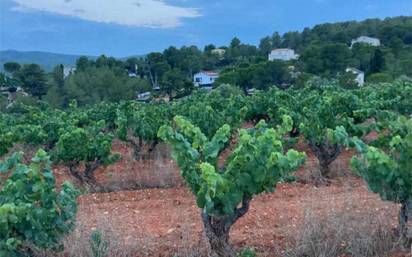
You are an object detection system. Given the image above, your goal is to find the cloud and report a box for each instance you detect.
[11,0,201,28]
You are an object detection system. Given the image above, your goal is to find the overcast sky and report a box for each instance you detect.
[0,0,411,57]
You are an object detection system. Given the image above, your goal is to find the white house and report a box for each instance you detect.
[128,72,137,78]
[211,48,226,57]
[351,36,381,48]
[193,71,219,87]
[128,64,139,77]
[268,48,299,61]
[136,91,151,101]
[63,66,76,78]
[246,88,257,96]
[346,68,365,86]
[1,86,28,108]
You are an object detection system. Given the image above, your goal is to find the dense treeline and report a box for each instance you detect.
[1,16,411,109]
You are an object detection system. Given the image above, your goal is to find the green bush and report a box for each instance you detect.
[366,73,393,83]
[0,150,79,256]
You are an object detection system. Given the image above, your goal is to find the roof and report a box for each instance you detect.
[137,91,151,101]
[357,36,379,40]
[196,71,219,77]
[271,48,295,52]
[346,67,364,74]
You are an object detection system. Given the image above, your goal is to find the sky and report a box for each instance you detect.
[0,0,411,57]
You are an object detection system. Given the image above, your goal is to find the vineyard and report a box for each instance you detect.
[1,79,412,256]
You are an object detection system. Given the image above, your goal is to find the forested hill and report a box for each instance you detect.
[0,50,96,71]
[1,16,411,110]
[3,16,411,71]
[263,16,412,52]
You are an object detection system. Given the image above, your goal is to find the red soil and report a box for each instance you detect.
[75,178,402,256]
[60,138,410,256]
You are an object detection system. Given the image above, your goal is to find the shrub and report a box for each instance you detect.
[284,207,399,257]
[159,115,305,257]
[351,116,412,238]
[0,150,79,256]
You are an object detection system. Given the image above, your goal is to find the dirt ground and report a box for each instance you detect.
[75,178,401,256]
[56,140,411,256]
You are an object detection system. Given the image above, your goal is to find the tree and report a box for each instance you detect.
[301,45,324,74]
[16,64,47,99]
[158,116,305,256]
[64,66,138,105]
[282,31,301,49]
[171,46,203,79]
[163,46,182,69]
[146,53,170,89]
[350,43,375,73]
[45,64,67,108]
[351,116,412,239]
[230,37,241,48]
[0,150,78,255]
[124,57,139,74]
[217,61,291,92]
[204,44,216,53]
[0,95,7,112]
[366,73,393,83]
[320,43,351,75]
[51,64,65,89]
[259,36,272,56]
[75,56,91,71]
[160,68,185,100]
[182,80,195,97]
[271,32,282,48]
[95,55,121,68]
[3,62,21,76]
[370,48,385,73]
[251,61,291,89]
[301,43,351,75]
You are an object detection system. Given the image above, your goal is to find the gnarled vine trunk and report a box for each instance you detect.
[126,131,143,159]
[309,142,342,178]
[399,199,411,240]
[125,131,159,160]
[68,160,101,186]
[201,195,251,257]
[289,127,300,138]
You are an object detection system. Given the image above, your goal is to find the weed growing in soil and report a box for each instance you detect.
[284,203,402,257]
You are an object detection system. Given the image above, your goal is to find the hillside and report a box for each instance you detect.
[0,50,96,71]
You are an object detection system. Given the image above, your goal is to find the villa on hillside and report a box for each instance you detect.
[128,64,139,78]
[193,71,219,88]
[1,86,28,108]
[346,67,365,86]
[211,48,226,58]
[268,48,299,61]
[351,36,381,48]
[136,91,151,102]
[63,66,76,78]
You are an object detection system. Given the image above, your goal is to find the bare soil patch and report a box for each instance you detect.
[74,178,403,256]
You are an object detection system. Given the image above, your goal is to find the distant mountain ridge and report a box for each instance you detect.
[0,50,146,72]
[0,50,97,71]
